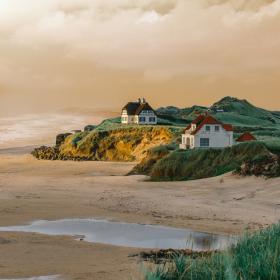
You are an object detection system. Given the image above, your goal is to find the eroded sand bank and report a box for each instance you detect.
[0,151,279,279]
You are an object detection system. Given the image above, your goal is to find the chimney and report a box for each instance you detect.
[142,98,146,104]
[138,98,141,104]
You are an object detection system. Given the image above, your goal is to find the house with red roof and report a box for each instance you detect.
[121,98,157,125]
[236,132,256,142]
[180,114,234,149]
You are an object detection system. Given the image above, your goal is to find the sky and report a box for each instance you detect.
[0,0,280,115]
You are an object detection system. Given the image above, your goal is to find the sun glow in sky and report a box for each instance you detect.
[0,0,280,115]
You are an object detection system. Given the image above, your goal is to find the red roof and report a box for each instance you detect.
[185,114,233,135]
[223,124,234,132]
[236,132,256,142]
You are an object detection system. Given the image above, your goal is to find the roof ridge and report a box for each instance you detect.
[186,114,233,135]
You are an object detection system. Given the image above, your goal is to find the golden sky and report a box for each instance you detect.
[0,0,280,114]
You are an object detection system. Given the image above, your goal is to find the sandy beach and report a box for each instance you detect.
[0,147,280,279]
[0,112,280,280]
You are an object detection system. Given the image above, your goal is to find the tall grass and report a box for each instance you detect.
[145,223,280,280]
[150,142,271,181]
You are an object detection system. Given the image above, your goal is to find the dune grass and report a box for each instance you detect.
[145,223,280,280]
[150,142,271,181]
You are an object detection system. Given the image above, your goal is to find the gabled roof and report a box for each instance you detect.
[185,114,233,135]
[135,102,156,115]
[122,102,140,115]
[236,132,256,142]
[122,101,156,116]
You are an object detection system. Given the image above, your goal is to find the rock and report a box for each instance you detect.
[235,154,280,178]
[132,249,216,264]
[84,125,96,132]
[56,133,72,147]
[31,146,60,160]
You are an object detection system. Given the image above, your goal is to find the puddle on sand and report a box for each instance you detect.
[0,276,60,280]
[0,219,236,251]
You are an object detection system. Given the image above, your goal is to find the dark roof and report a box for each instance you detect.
[135,103,156,115]
[185,114,233,135]
[236,132,256,142]
[122,101,156,116]
[122,102,140,115]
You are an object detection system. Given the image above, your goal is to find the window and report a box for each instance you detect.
[149,117,156,122]
[205,125,211,132]
[139,117,146,122]
[215,125,220,132]
[200,138,210,147]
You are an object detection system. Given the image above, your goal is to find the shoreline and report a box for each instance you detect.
[1,152,279,234]
[0,150,280,279]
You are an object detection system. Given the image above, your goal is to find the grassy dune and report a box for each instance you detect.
[133,142,280,181]
[59,125,180,161]
[145,223,280,280]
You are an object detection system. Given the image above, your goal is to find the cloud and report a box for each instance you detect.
[205,0,276,10]
[0,0,280,114]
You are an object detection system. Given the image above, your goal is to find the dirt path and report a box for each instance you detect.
[0,152,279,279]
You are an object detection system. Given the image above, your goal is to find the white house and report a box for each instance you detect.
[180,114,233,149]
[121,98,157,125]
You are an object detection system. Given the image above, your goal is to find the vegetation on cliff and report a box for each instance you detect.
[145,222,280,280]
[133,142,280,181]
[129,144,176,175]
[32,125,181,162]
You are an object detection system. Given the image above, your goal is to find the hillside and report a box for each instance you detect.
[32,96,280,181]
[32,126,181,162]
[131,142,280,181]
[157,96,280,129]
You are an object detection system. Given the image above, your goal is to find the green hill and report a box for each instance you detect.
[212,96,280,127]
[157,96,280,129]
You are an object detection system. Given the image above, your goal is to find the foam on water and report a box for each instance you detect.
[0,114,84,147]
[0,113,104,149]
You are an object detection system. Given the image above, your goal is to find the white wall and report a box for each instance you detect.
[181,134,195,149]
[121,110,157,125]
[137,111,157,125]
[121,111,137,124]
[194,124,233,148]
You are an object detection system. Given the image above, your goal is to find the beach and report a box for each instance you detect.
[0,114,280,279]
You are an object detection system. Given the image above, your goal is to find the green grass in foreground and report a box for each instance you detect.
[145,223,280,280]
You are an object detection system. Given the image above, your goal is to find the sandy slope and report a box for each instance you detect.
[0,151,280,279]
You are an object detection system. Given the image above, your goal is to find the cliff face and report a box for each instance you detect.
[32,126,178,162]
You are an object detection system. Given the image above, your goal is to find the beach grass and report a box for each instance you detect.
[150,142,272,181]
[145,223,280,280]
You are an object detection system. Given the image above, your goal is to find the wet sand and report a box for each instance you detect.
[0,151,280,279]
